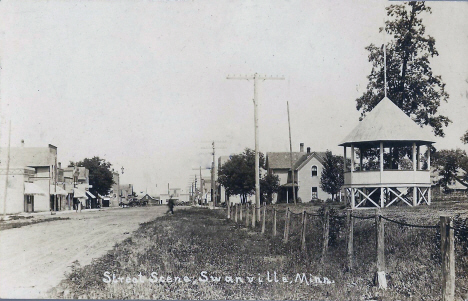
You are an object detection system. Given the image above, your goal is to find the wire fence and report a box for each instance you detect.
[225,203,467,301]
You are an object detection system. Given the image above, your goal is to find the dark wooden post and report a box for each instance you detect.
[301,211,307,252]
[346,209,354,271]
[321,206,330,264]
[273,208,277,236]
[440,216,455,301]
[375,212,387,289]
[261,205,266,234]
[252,203,256,228]
[240,203,243,221]
[245,204,250,227]
[284,208,290,242]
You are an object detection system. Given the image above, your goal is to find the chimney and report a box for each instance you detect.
[21,139,25,147]
[307,147,311,154]
[58,162,62,169]
[300,143,304,152]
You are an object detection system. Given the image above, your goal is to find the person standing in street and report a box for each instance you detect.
[167,196,175,214]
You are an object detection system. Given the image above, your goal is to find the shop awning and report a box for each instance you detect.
[98,193,110,200]
[50,185,68,196]
[24,183,47,195]
[86,191,96,198]
[73,188,87,198]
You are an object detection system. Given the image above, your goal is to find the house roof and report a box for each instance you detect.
[266,152,304,169]
[293,152,327,170]
[339,97,435,147]
[139,193,156,200]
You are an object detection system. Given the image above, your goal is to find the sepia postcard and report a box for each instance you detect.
[0,0,468,300]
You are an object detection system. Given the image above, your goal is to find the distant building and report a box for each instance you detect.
[266,143,330,203]
[159,187,190,204]
[139,193,158,205]
[431,168,467,195]
[109,171,120,207]
[0,143,64,214]
[119,184,134,204]
[288,150,330,202]
[63,166,93,209]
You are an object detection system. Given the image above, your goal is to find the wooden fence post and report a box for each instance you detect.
[346,209,354,271]
[235,204,238,222]
[240,204,243,221]
[245,204,250,227]
[261,205,266,234]
[284,208,290,242]
[227,201,231,219]
[301,211,307,252]
[252,204,256,228]
[375,213,387,289]
[440,215,455,301]
[321,206,329,264]
[273,208,277,236]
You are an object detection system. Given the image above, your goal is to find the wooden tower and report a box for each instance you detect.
[340,97,435,208]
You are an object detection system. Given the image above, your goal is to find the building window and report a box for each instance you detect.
[311,166,318,177]
[312,187,318,199]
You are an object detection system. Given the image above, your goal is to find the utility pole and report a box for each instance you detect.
[200,166,203,204]
[2,121,11,220]
[287,101,296,204]
[227,73,284,222]
[201,141,226,208]
[192,167,209,205]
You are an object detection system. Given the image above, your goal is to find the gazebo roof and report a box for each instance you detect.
[339,97,435,146]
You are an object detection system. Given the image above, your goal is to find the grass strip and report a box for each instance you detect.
[0,217,70,231]
[49,207,467,300]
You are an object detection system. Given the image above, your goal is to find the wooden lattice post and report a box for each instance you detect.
[346,209,354,271]
[321,206,329,264]
[375,212,387,289]
[261,205,266,234]
[301,211,307,252]
[284,208,290,242]
[245,204,250,227]
[240,204,243,221]
[440,216,455,301]
[273,208,277,236]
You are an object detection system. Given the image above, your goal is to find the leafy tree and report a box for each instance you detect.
[260,173,280,205]
[462,131,468,145]
[320,151,345,201]
[433,149,468,191]
[76,157,115,196]
[357,2,450,137]
[218,148,266,204]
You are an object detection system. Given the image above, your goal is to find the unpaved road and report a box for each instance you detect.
[0,206,168,298]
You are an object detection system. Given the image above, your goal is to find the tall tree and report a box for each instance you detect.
[76,157,115,196]
[357,2,450,137]
[260,173,280,205]
[218,148,267,204]
[320,151,345,201]
[433,149,468,191]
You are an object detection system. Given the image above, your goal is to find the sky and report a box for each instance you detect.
[0,0,467,196]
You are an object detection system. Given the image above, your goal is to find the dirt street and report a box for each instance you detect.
[0,206,168,298]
